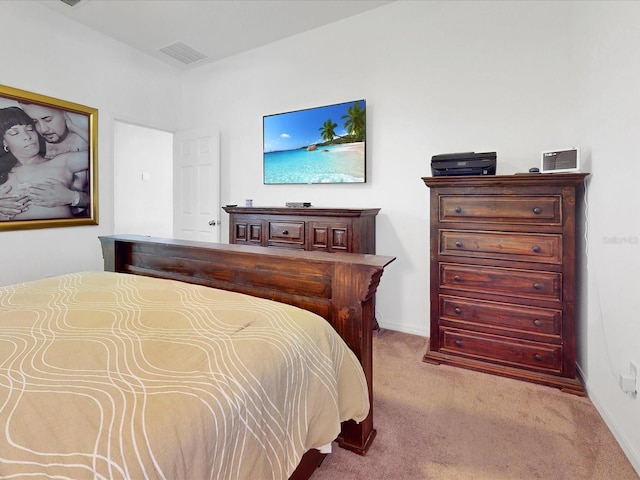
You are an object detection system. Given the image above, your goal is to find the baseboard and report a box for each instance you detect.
[376,320,428,337]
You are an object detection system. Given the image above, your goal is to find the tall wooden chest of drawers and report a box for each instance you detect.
[422,173,588,394]
[222,206,379,254]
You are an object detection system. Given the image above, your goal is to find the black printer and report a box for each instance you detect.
[431,151,497,176]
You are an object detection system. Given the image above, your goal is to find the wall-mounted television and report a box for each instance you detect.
[263,99,366,184]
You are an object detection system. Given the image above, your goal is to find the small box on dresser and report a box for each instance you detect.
[422,173,589,395]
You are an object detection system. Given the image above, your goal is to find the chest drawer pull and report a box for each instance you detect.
[534,354,543,362]
[281,230,289,235]
[455,207,462,213]
[455,241,463,248]
[533,319,543,327]
[532,245,541,253]
[454,340,463,347]
[454,307,462,315]
[533,207,542,214]
[454,275,462,282]
[533,283,543,290]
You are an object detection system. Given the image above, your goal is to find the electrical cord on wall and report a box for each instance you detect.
[583,176,618,381]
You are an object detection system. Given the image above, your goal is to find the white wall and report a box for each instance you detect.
[0,1,182,286]
[574,1,640,471]
[2,0,639,475]
[178,0,639,473]
[179,0,579,335]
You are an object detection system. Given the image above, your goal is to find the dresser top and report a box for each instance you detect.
[422,172,589,188]
[222,206,381,217]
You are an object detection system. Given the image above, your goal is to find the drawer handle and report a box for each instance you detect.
[455,241,462,248]
[454,206,462,213]
[281,230,289,235]
[533,319,543,327]
[454,340,463,347]
[454,307,462,315]
[454,275,462,282]
[534,354,543,362]
[532,245,541,253]
[533,207,542,214]
[533,283,543,290]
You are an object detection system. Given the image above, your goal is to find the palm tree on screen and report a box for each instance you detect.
[319,119,338,143]
[341,102,365,141]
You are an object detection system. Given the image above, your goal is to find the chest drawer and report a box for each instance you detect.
[268,221,305,247]
[440,328,563,373]
[440,230,562,264]
[440,295,562,340]
[440,263,562,302]
[439,195,561,226]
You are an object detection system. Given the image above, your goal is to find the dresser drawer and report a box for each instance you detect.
[440,263,562,301]
[233,222,263,244]
[309,222,350,252]
[440,295,562,340]
[268,221,305,247]
[439,195,561,226]
[440,230,562,264]
[440,328,563,373]
[225,207,379,256]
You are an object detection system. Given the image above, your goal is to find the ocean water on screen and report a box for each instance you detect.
[264,143,365,184]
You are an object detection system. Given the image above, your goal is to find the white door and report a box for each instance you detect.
[173,128,221,242]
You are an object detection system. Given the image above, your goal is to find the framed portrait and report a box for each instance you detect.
[0,84,98,231]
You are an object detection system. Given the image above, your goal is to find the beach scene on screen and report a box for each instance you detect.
[263,100,365,184]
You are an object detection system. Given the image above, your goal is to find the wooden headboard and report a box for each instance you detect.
[99,234,395,456]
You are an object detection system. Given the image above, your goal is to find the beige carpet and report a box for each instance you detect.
[311,329,639,480]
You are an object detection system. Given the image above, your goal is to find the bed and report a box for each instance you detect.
[0,234,394,479]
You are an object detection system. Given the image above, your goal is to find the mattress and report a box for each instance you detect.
[0,271,369,479]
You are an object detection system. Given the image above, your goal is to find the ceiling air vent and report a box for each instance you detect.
[159,41,208,65]
[59,0,83,6]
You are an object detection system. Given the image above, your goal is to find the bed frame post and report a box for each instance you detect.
[331,262,379,455]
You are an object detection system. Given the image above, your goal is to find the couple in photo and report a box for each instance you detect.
[0,103,89,222]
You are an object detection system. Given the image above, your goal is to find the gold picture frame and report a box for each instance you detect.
[0,84,98,231]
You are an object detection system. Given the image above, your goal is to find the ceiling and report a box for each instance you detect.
[38,0,395,70]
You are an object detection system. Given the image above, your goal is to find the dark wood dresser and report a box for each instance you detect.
[422,173,588,394]
[222,206,379,254]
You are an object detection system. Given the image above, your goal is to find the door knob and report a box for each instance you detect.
[208,220,218,226]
